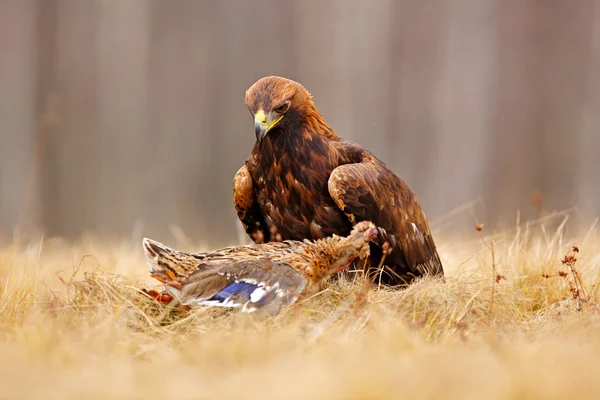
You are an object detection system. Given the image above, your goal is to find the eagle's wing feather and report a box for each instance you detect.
[233,165,270,243]
[180,258,307,314]
[328,156,443,282]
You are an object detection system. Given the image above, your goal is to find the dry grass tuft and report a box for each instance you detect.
[2,215,600,399]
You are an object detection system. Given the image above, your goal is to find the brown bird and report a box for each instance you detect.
[233,76,444,286]
[143,221,378,314]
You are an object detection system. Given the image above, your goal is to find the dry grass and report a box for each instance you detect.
[2,216,600,399]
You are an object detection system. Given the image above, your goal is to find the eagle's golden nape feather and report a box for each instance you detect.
[235,76,444,286]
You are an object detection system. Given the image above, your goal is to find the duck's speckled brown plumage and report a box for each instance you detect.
[143,221,378,313]
[233,76,444,285]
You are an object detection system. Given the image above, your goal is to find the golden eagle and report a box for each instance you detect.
[233,76,444,285]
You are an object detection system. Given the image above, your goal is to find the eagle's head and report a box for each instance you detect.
[245,76,315,143]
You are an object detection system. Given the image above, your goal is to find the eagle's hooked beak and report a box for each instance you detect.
[254,110,283,144]
[254,110,268,143]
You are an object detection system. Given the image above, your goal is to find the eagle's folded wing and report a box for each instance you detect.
[328,157,443,281]
[233,165,270,243]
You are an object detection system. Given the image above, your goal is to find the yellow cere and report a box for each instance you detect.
[255,109,284,133]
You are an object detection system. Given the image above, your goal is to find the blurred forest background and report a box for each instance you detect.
[1,0,599,246]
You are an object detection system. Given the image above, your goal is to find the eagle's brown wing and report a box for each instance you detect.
[233,165,270,243]
[328,155,443,283]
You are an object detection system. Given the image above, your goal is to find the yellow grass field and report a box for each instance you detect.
[2,213,600,399]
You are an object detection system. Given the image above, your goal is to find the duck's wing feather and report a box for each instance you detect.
[180,258,307,314]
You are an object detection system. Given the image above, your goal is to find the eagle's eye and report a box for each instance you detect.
[274,102,290,114]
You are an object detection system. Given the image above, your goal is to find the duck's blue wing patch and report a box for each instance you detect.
[210,281,258,303]
[180,259,307,314]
